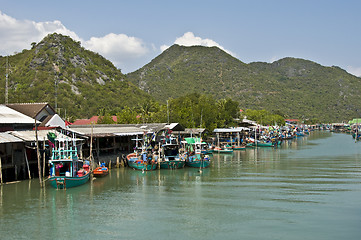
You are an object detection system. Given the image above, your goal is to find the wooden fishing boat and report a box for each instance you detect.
[186,154,211,168]
[255,141,274,147]
[213,146,234,154]
[48,132,90,189]
[233,145,246,150]
[184,137,211,168]
[93,163,109,177]
[127,152,157,171]
[224,144,233,150]
[296,132,305,137]
[159,137,185,169]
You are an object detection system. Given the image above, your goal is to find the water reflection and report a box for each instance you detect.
[1,131,361,239]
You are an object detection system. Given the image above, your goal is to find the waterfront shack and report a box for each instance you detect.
[6,102,56,123]
[0,132,25,183]
[213,127,250,147]
[0,105,38,132]
[69,123,184,165]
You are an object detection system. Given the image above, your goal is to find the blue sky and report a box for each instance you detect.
[1,0,360,76]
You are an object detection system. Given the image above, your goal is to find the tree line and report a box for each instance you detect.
[97,93,287,131]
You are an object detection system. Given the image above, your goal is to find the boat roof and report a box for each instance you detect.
[49,158,83,162]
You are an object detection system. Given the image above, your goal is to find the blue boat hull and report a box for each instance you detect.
[48,172,90,189]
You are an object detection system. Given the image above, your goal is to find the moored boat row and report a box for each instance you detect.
[46,124,312,189]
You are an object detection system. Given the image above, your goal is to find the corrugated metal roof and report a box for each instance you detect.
[0,105,39,124]
[0,132,24,143]
[70,126,146,137]
[213,127,250,133]
[173,128,206,134]
[8,129,60,142]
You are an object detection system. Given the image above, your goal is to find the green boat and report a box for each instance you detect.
[48,131,90,189]
[159,138,185,169]
[159,160,185,169]
[186,154,211,168]
[253,140,281,147]
[213,146,234,154]
[184,137,211,168]
[127,153,158,171]
[233,145,246,150]
[48,171,90,189]
[255,142,273,147]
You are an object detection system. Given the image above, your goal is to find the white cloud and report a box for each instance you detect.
[346,66,361,77]
[161,32,237,57]
[0,11,80,55]
[0,11,151,73]
[269,56,282,63]
[83,33,148,66]
[160,44,170,52]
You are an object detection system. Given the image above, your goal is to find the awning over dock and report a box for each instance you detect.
[69,123,185,137]
[0,132,24,143]
[7,129,77,142]
[213,127,250,133]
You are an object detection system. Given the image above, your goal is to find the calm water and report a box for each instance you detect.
[1,131,361,240]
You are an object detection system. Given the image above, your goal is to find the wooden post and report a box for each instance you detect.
[24,149,31,179]
[113,136,116,154]
[80,143,83,159]
[43,138,46,179]
[96,138,100,162]
[0,157,3,185]
[89,123,93,171]
[35,120,43,187]
[116,156,119,168]
[12,146,16,180]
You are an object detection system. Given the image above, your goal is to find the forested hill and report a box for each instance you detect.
[1,34,360,123]
[126,44,361,122]
[0,33,152,120]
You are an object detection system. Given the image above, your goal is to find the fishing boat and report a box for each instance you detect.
[255,141,274,147]
[213,146,234,154]
[296,132,305,137]
[127,152,157,171]
[93,163,109,177]
[233,145,246,150]
[127,134,157,171]
[48,132,90,189]
[159,137,185,169]
[184,137,211,168]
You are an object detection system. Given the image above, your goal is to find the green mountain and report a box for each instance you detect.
[0,33,151,120]
[127,44,361,122]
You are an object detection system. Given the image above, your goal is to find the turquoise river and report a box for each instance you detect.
[1,131,361,240]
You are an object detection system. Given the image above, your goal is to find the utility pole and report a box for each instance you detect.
[5,56,8,104]
[167,100,169,124]
[54,73,58,110]
[1,56,14,104]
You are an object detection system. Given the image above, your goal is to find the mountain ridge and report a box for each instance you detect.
[127,44,361,122]
[0,33,152,120]
[1,34,360,123]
